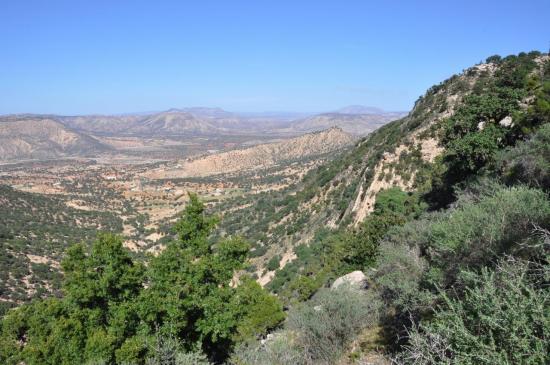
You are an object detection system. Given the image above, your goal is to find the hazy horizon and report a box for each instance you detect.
[0,104,410,118]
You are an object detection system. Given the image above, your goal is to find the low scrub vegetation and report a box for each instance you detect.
[0,195,284,364]
[232,285,380,365]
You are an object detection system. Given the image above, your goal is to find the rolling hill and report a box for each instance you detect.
[0,117,110,161]
[147,126,355,178]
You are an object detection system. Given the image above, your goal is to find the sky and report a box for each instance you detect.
[0,0,549,115]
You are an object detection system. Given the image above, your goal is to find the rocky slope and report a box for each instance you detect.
[147,127,355,178]
[215,52,550,283]
[0,117,109,161]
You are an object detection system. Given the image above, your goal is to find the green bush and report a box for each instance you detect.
[370,242,427,311]
[498,123,550,189]
[231,331,303,365]
[142,334,212,365]
[286,286,381,364]
[266,255,281,271]
[423,185,550,285]
[395,258,550,365]
[232,285,381,365]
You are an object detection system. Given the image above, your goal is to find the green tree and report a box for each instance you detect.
[62,234,144,308]
[139,193,280,361]
[0,195,284,364]
[231,277,285,342]
[0,235,144,365]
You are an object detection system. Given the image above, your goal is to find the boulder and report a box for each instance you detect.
[331,270,368,290]
[499,116,513,127]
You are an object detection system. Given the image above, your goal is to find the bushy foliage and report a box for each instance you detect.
[376,183,550,289]
[141,334,212,365]
[368,183,550,355]
[231,277,285,342]
[423,185,549,286]
[370,241,427,311]
[231,331,303,365]
[395,258,550,365]
[232,286,381,365]
[287,286,381,363]
[498,122,550,189]
[63,234,145,307]
[266,255,281,271]
[0,194,284,364]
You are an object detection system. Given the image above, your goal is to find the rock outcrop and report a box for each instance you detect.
[331,270,368,290]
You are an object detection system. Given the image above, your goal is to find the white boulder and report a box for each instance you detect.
[331,270,368,290]
[499,116,513,127]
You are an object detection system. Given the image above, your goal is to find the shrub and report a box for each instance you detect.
[423,185,550,285]
[142,333,212,365]
[498,123,550,189]
[370,242,427,311]
[266,255,281,271]
[231,278,285,342]
[231,331,303,365]
[485,55,502,64]
[286,286,381,364]
[395,258,550,365]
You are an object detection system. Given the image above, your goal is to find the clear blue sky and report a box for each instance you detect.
[1,0,548,115]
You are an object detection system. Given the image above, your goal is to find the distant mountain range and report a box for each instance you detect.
[0,105,405,161]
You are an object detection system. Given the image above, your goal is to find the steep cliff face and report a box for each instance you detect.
[347,55,548,224]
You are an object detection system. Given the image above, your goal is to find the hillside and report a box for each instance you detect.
[59,114,145,135]
[146,127,355,178]
[131,110,219,135]
[60,108,282,136]
[0,117,110,161]
[0,185,123,307]
[220,50,550,364]
[61,110,219,136]
[214,51,550,287]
